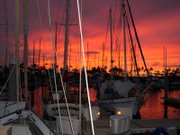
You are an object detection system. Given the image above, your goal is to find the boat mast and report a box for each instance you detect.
[87,42,89,70]
[125,11,140,77]
[118,41,121,69]
[102,42,105,68]
[69,42,72,69]
[15,0,20,103]
[5,0,8,67]
[163,47,168,73]
[23,0,29,102]
[127,0,150,77]
[122,0,128,81]
[163,47,168,118]
[63,0,70,70]
[109,8,113,77]
[38,38,41,66]
[32,40,35,65]
[54,23,58,67]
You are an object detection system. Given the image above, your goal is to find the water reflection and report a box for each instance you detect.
[140,89,180,119]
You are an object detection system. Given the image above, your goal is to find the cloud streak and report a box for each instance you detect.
[0,0,179,70]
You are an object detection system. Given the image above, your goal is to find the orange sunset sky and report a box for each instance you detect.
[0,0,179,73]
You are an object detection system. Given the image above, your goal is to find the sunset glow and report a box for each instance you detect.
[0,0,179,74]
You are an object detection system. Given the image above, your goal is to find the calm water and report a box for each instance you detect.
[140,89,180,119]
[33,87,180,119]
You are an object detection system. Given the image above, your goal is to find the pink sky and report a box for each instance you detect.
[0,0,179,72]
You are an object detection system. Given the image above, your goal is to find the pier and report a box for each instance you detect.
[84,117,180,135]
[165,98,180,108]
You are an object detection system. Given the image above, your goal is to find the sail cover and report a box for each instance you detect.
[100,80,114,95]
[100,80,136,98]
[113,80,136,97]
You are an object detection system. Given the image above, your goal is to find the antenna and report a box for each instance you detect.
[23,0,29,102]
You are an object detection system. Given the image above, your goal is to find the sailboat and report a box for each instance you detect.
[0,1,56,134]
[44,0,100,135]
[98,0,151,118]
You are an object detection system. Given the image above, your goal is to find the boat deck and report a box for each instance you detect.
[83,117,112,135]
[131,118,180,134]
[84,117,180,135]
[1,115,179,135]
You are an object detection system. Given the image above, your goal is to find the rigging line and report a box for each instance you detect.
[114,16,121,63]
[15,0,20,112]
[53,2,76,135]
[116,3,123,69]
[113,2,120,61]
[112,0,122,65]
[125,9,140,77]
[104,9,110,58]
[59,71,75,135]
[56,2,66,54]
[109,8,113,72]
[47,0,64,134]
[47,69,60,133]
[53,57,76,134]
[112,0,118,49]
[79,68,82,135]
[56,1,66,27]
[76,0,95,135]
[0,64,15,96]
[47,1,75,134]
[36,0,43,45]
[4,0,9,66]
[36,0,49,65]
[56,3,80,135]
[127,0,150,77]
[79,1,82,135]
[55,18,76,135]
[47,69,56,104]
[47,71,54,103]
[36,1,59,126]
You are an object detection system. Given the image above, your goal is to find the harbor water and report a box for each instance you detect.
[140,89,180,119]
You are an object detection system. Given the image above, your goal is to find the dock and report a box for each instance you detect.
[165,98,180,108]
[84,118,180,135]
[131,118,180,134]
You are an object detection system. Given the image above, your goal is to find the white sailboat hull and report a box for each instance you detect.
[98,97,141,116]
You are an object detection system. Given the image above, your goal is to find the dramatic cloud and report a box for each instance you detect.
[0,0,179,71]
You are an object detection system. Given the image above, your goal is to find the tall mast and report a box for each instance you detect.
[163,47,168,118]
[69,42,71,69]
[102,42,105,68]
[87,42,89,69]
[38,38,41,66]
[15,0,20,103]
[32,40,35,65]
[125,11,140,77]
[109,8,113,76]
[23,0,29,102]
[163,47,167,73]
[43,54,45,66]
[5,0,8,66]
[63,0,70,70]
[122,0,128,81]
[54,23,58,67]
[118,41,121,69]
[127,0,150,77]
